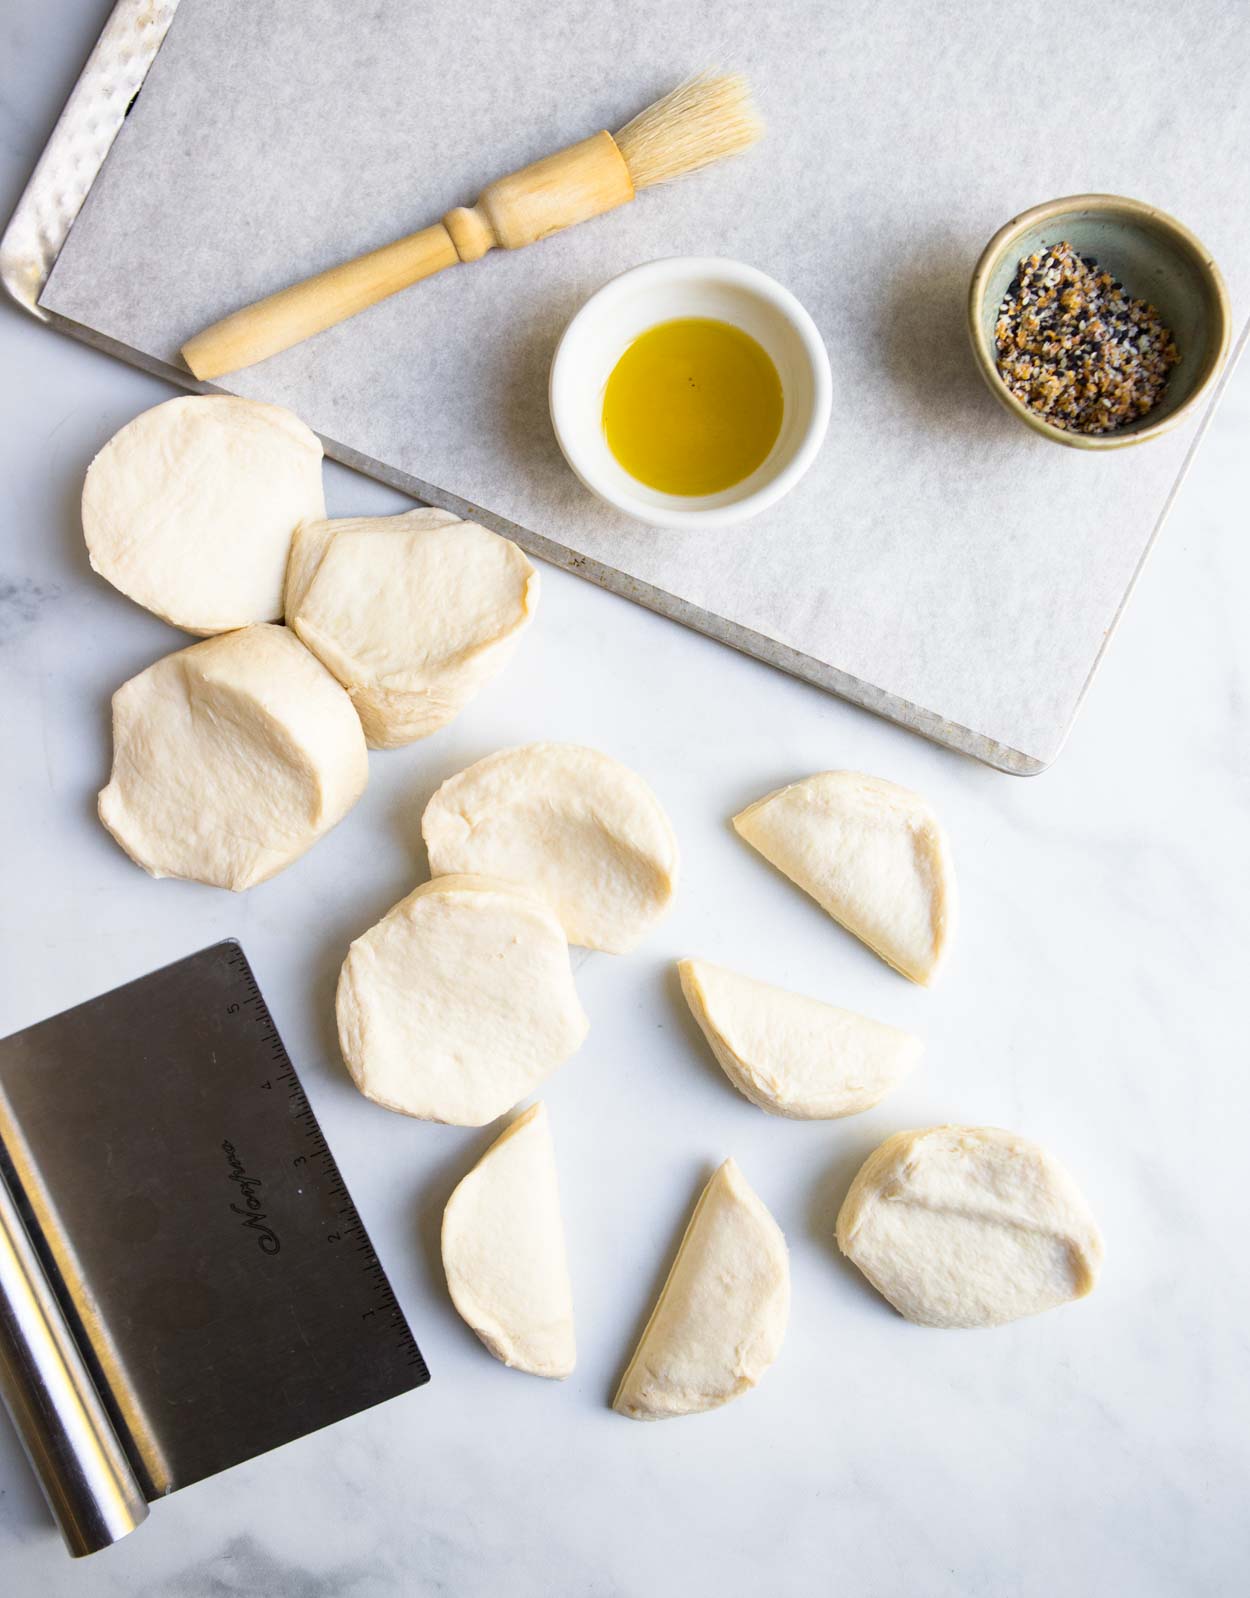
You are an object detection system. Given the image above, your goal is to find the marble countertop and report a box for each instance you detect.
[2,5,1248,1594]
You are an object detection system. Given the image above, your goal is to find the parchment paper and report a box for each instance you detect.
[39,0,1250,768]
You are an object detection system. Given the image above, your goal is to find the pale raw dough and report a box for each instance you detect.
[441,1101,575,1379]
[733,771,956,985]
[836,1126,1104,1329]
[283,507,459,616]
[82,396,325,635]
[677,958,921,1118]
[284,508,538,748]
[336,874,589,1126]
[98,623,367,891]
[613,1159,789,1421]
[422,743,678,953]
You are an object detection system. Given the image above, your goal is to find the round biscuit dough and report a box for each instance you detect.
[422,743,678,953]
[835,1126,1104,1328]
[285,509,537,748]
[98,623,368,891]
[82,396,325,634]
[336,875,589,1126]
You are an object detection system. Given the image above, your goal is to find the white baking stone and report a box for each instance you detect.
[35,0,1250,769]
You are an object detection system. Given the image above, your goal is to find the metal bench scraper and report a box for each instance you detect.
[0,940,429,1557]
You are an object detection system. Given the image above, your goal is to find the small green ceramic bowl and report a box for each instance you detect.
[968,193,1230,449]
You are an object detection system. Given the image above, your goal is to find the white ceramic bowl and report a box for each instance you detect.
[549,257,831,528]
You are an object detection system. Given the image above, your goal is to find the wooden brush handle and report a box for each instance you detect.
[446,131,633,257]
[181,132,634,381]
[181,225,459,380]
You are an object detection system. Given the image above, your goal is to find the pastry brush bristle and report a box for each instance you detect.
[613,72,763,190]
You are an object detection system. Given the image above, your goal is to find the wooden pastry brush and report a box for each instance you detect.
[181,73,762,382]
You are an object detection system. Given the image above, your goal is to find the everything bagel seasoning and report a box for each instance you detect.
[994,243,1180,434]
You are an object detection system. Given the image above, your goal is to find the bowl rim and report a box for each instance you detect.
[967,192,1231,450]
[548,255,832,527]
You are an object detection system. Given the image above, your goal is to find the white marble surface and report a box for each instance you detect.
[2,5,1249,1594]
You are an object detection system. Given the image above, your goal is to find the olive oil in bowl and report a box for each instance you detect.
[602,317,783,496]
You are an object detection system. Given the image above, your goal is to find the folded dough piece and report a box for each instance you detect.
[732,772,955,985]
[82,396,324,634]
[422,743,678,953]
[336,874,588,1126]
[98,624,367,891]
[836,1126,1104,1329]
[442,1102,575,1379]
[282,508,455,617]
[284,509,538,748]
[677,958,921,1118]
[614,1159,789,1421]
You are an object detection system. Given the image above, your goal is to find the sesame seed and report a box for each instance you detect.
[994,242,1180,433]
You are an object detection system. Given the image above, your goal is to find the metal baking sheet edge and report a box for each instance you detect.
[6,0,1243,776]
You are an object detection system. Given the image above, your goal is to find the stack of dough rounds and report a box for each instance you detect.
[82,396,325,634]
[442,1102,576,1379]
[284,508,538,748]
[614,1159,789,1420]
[836,1126,1104,1328]
[98,623,368,891]
[422,743,678,953]
[337,875,588,1126]
[733,771,956,985]
[677,958,921,1118]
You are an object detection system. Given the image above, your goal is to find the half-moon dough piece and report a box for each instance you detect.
[836,1126,1104,1329]
[732,772,955,985]
[442,1101,575,1379]
[422,743,678,953]
[614,1159,789,1421]
[677,958,922,1118]
[98,623,368,891]
[285,509,538,748]
[336,874,589,1126]
[83,396,325,634]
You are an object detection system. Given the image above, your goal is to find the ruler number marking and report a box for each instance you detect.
[220,945,424,1370]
